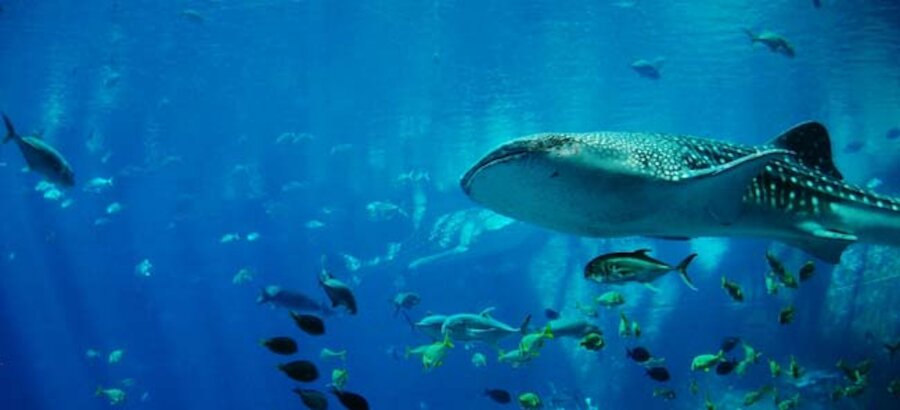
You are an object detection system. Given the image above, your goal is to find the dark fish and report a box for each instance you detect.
[319,261,358,315]
[260,336,298,355]
[331,388,370,410]
[715,358,738,375]
[779,305,795,325]
[887,127,900,140]
[544,309,561,320]
[843,141,865,154]
[258,285,331,314]
[627,347,651,363]
[812,0,821,8]
[799,261,816,282]
[484,388,512,404]
[885,341,900,359]
[291,311,326,336]
[293,388,329,410]
[2,114,75,187]
[646,366,671,382]
[721,337,741,353]
[278,360,319,382]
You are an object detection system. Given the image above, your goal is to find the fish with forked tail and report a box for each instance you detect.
[3,113,75,187]
[585,249,698,291]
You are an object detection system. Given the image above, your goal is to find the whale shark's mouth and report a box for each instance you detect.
[461,142,534,194]
[461,135,576,194]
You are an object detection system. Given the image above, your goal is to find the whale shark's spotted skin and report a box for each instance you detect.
[462,123,900,263]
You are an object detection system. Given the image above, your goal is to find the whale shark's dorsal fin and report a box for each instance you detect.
[769,122,843,180]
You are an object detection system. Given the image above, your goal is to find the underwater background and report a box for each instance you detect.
[1,0,900,409]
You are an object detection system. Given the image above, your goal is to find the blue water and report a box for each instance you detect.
[1,1,899,409]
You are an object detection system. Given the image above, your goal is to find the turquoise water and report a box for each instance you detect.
[1,1,899,409]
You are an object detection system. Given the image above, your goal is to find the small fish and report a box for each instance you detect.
[579,332,605,351]
[95,386,127,405]
[798,261,816,282]
[245,232,261,242]
[627,346,652,363]
[331,388,370,410]
[585,249,698,291]
[646,366,671,382]
[106,202,123,215]
[471,352,487,367]
[888,379,900,398]
[812,0,822,8]
[392,292,422,316]
[575,301,599,318]
[766,252,798,289]
[743,28,795,57]
[180,9,205,24]
[544,308,561,320]
[721,277,744,302]
[691,351,724,372]
[108,349,125,364]
[788,356,802,379]
[220,233,241,243]
[134,259,153,277]
[715,358,738,375]
[887,127,900,140]
[689,378,699,396]
[483,388,512,404]
[291,312,326,336]
[720,337,741,353]
[765,274,781,295]
[331,368,349,391]
[2,114,76,187]
[83,177,114,193]
[652,388,676,401]
[631,58,665,79]
[293,388,328,410]
[320,348,347,362]
[595,291,625,308]
[319,258,358,315]
[779,305,795,325]
[742,385,773,406]
[769,359,782,377]
[278,360,320,382]
[843,141,865,154]
[260,337,298,355]
[884,341,900,359]
[517,392,542,409]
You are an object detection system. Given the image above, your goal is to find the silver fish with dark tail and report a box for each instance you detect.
[585,249,698,291]
[461,122,900,264]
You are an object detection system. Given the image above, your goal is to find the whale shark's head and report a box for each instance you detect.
[460,133,648,236]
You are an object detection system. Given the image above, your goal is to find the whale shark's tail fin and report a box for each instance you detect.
[2,113,17,144]
[519,314,533,334]
[676,253,699,291]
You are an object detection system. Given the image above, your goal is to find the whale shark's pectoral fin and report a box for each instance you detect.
[692,149,792,225]
[789,222,857,263]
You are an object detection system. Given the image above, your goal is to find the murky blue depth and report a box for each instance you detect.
[1,1,899,409]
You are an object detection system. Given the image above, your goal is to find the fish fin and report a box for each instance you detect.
[519,314,532,334]
[479,307,496,317]
[675,253,699,291]
[643,283,660,293]
[696,149,791,225]
[742,27,757,42]
[788,224,856,263]
[400,311,416,331]
[768,121,843,179]
[2,113,16,143]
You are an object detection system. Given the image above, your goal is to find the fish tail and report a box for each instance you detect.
[256,289,271,304]
[2,113,17,143]
[519,314,533,334]
[742,28,757,42]
[676,254,699,291]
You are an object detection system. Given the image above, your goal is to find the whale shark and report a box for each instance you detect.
[461,122,900,263]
